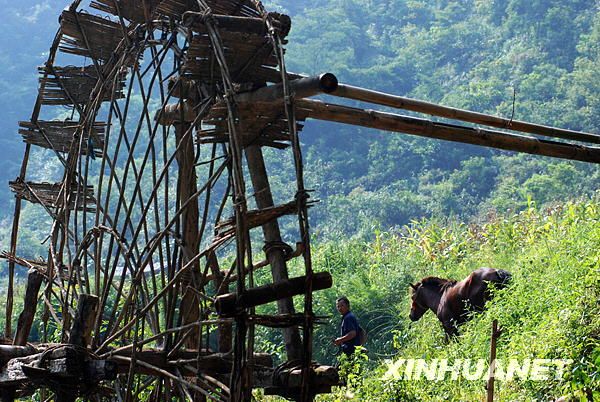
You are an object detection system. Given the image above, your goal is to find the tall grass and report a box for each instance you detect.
[286,200,600,401]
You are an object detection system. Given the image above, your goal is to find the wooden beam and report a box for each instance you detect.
[298,99,600,164]
[258,365,339,398]
[0,346,116,397]
[215,272,333,316]
[13,270,43,346]
[183,13,291,37]
[332,84,600,144]
[245,145,303,360]
[0,345,37,365]
[68,294,99,348]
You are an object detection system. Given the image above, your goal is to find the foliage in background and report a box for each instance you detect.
[1,1,600,245]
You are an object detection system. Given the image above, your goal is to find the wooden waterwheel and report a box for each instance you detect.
[2,1,338,401]
[3,1,600,401]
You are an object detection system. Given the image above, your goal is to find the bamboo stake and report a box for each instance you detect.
[487,319,501,402]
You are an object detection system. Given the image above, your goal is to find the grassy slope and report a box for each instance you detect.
[270,198,600,401]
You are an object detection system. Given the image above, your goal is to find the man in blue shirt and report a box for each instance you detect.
[333,296,361,355]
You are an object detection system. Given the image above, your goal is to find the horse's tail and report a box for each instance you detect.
[494,269,512,288]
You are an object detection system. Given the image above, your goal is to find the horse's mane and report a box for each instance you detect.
[419,276,457,291]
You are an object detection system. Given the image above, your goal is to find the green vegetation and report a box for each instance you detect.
[271,198,599,401]
[280,0,600,237]
[227,194,600,401]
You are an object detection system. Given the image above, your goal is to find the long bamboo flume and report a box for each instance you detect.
[257,73,600,163]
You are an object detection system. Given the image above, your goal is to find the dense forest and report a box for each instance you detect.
[0,0,599,242]
[0,0,598,400]
[277,0,600,238]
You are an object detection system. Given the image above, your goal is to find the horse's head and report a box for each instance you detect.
[409,282,428,321]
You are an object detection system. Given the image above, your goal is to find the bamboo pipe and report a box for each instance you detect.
[332,84,600,144]
[235,73,338,105]
[297,99,600,164]
[158,74,338,125]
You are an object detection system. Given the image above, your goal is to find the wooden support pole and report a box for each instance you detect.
[487,319,501,402]
[68,294,99,348]
[299,99,600,164]
[13,270,43,346]
[215,272,333,317]
[332,84,600,144]
[174,122,202,349]
[245,145,303,361]
[207,252,232,353]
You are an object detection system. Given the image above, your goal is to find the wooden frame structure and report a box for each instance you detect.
[1,1,599,401]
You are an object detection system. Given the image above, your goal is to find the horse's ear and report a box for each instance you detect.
[410,283,418,290]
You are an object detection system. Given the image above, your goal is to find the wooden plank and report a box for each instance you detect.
[39,65,125,105]
[59,10,126,62]
[19,120,105,157]
[156,0,261,19]
[90,0,161,23]
[9,181,96,212]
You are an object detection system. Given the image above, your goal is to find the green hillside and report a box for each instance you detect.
[264,199,598,401]
[0,0,599,241]
[275,0,600,238]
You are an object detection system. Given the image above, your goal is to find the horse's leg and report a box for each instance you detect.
[442,322,459,342]
[439,314,459,340]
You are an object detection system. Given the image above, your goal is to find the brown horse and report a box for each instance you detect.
[409,267,511,337]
